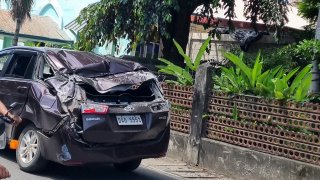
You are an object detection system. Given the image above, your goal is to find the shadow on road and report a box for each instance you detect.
[1,149,177,180]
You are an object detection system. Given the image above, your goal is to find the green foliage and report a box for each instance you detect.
[229,39,320,72]
[76,0,177,51]
[213,66,247,93]
[295,39,320,61]
[228,44,298,72]
[76,0,291,53]
[24,41,75,49]
[298,0,319,24]
[158,58,193,86]
[158,37,211,86]
[232,104,239,121]
[214,52,312,102]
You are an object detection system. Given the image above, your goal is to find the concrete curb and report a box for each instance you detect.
[168,131,320,180]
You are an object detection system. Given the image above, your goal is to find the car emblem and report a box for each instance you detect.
[124,105,134,112]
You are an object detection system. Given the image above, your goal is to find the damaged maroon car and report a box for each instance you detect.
[0,47,170,172]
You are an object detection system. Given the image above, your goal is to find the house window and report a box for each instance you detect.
[135,42,160,59]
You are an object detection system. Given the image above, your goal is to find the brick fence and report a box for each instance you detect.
[162,63,320,180]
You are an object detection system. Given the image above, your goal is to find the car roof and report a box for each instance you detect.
[1,46,146,75]
[2,46,58,53]
[1,46,107,71]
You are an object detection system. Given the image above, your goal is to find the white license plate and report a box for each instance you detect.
[116,115,143,126]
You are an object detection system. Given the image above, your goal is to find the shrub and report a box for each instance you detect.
[157,37,211,86]
[228,39,320,72]
[214,52,312,102]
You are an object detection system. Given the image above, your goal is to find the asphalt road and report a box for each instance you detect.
[0,149,178,180]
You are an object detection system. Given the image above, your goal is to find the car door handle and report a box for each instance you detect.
[17,86,28,94]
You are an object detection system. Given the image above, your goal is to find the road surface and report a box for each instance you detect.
[1,149,179,180]
[1,149,231,180]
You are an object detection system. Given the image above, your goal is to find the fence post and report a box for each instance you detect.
[186,63,214,165]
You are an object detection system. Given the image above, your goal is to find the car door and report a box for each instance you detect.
[0,50,38,138]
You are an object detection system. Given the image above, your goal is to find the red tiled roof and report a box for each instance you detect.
[0,10,71,43]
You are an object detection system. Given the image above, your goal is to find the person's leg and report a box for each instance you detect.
[0,164,10,179]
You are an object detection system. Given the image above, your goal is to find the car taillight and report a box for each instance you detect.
[81,104,109,114]
[150,101,170,112]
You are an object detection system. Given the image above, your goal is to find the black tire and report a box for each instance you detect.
[16,124,47,172]
[113,159,142,172]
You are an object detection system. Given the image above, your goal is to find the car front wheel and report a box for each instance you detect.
[16,124,47,172]
[113,159,142,172]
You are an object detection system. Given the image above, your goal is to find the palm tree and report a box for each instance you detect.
[5,0,34,46]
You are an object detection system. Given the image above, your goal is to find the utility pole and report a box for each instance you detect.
[310,7,320,94]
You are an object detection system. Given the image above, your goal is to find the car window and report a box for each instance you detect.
[0,54,11,74]
[42,59,54,80]
[4,53,36,79]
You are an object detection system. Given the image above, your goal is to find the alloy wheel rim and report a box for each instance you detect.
[19,130,39,164]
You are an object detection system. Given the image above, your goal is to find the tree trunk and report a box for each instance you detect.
[310,8,320,94]
[161,4,193,67]
[12,18,22,46]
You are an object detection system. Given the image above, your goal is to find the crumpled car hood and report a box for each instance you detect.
[45,49,147,75]
[77,71,157,94]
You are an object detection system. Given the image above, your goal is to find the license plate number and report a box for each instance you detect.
[116,115,143,126]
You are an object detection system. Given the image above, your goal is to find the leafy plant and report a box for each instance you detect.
[223,51,270,95]
[295,39,320,61]
[232,104,239,121]
[158,37,211,86]
[76,0,290,66]
[213,66,247,93]
[298,0,319,24]
[215,52,313,102]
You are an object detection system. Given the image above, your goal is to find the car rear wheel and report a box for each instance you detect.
[16,124,47,172]
[113,159,142,172]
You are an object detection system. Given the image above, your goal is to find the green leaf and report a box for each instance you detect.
[252,51,262,87]
[256,83,272,96]
[173,39,194,70]
[232,104,238,121]
[257,70,270,84]
[194,37,211,69]
[221,67,239,91]
[283,67,300,83]
[270,66,283,77]
[158,57,193,85]
[158,68,176,76]
[289,64,312,94]
[224,52,252,82]
[158,58,176,66]
[275,67,285,79]
[272,78,289,99]
[294,73,312,102]
[275,91,285,99]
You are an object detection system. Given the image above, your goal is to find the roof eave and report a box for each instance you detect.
[0,31,73,44]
